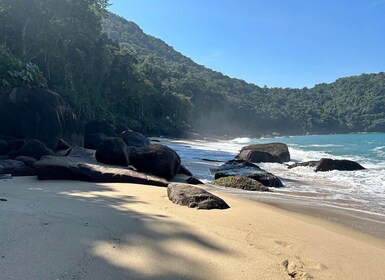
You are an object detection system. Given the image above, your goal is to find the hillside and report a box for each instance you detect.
[1,1,384,137]
[102,13,385,136]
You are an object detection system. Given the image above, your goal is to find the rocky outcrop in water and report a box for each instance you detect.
[288,158,365,172]
[214,160,283,188]
[236,142,290,163]
[213,176,270,191]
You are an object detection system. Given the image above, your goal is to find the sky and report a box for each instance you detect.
[108,0,385,88]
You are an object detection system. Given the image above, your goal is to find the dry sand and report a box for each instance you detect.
[1,177,384,280]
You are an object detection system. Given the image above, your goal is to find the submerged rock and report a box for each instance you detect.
[236,142,290,163]
[213,176,270,191]
[167,183,230,209]
[288,158,365,172]
[316,158,365,172]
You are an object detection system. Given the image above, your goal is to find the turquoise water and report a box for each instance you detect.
[163,133,385,216]
[246,133,385,167]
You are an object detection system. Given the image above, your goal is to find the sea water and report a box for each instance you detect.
[161,133,385,217]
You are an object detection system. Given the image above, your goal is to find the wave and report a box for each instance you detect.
[306,144,344,148]
[231,137,251,144]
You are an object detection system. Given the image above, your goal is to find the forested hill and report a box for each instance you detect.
[103,12,385,136]
[1,1,384,137]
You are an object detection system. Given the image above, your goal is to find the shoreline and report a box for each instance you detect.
[205,185,385,240]
[1,177,384,279]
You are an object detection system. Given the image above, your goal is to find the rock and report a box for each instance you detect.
[67,147,97,163]
[14,156,37,168]
[316,158,365,172]
[0,139,9,155]
[129,144,181,180]
[288,158,365,172]
[33,156,168,186]
[213,176,270,191]
[287,161,319,169]
[95,137,129,166]
[236,142,290,163]
[186,176,204,185]
[56,139,71,151]
[0,159,36,176]
[0,88,84,148]
[84,133,108,150]
[178,165,193,176]
[236,149,282,163]
[17,139,54,160]
[119,130,150,147]
[214,160,283,188]
[85,120,116,137]
[7,139,25,150]
[167,183,230,209]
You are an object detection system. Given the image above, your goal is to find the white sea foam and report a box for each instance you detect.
[231,137,251,144]
[159,134,385,216]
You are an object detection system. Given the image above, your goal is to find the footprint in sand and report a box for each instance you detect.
[275,240,294,248]
[281,256,327,279]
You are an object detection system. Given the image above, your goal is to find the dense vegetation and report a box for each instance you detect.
[1,0,384,137]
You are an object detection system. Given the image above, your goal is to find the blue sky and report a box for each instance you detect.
[109,0,385,88]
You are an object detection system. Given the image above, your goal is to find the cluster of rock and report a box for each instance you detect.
[287,158,365,172]
[0,88,228,210]
[211,143,289,192]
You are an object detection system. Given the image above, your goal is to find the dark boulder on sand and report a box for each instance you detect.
[95,137,130,166]
[84,133,108,150]
[214,160,283,188]
[0,88,83,148]
[167,183,230,209]
[213,176,270,191]
[288,158,365,172]
[119,130,150,148]
[0,139,9,155]
[129,144,181,180]
[236,142,290,163]
[33,155,168,186]
[17,139,54,160]
[0,159,36,176]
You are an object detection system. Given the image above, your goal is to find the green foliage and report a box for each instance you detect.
[1,2,384,136]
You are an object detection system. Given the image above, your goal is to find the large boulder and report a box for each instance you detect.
[0,88,83,148]
[85,120,116,137]
[84,133,107,150]
[214,160,283,188]
[0,139,9,155]
[0,159,36,176]
[236,142,290,163]
[17,139,54,160]
[287,158,365,172]
[95,137,129,166]
[33,156,168,186]
[119,130,150,148]
[167,183,230,209]
[316,158,365,172]
[213,176,270,191]
[129,144,181,180]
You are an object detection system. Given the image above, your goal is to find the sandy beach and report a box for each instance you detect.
[1,177,385,280]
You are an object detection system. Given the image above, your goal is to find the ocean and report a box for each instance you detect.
[160,133,385,218]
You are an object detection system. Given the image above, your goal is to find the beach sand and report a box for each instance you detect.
[1,177,384,279]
